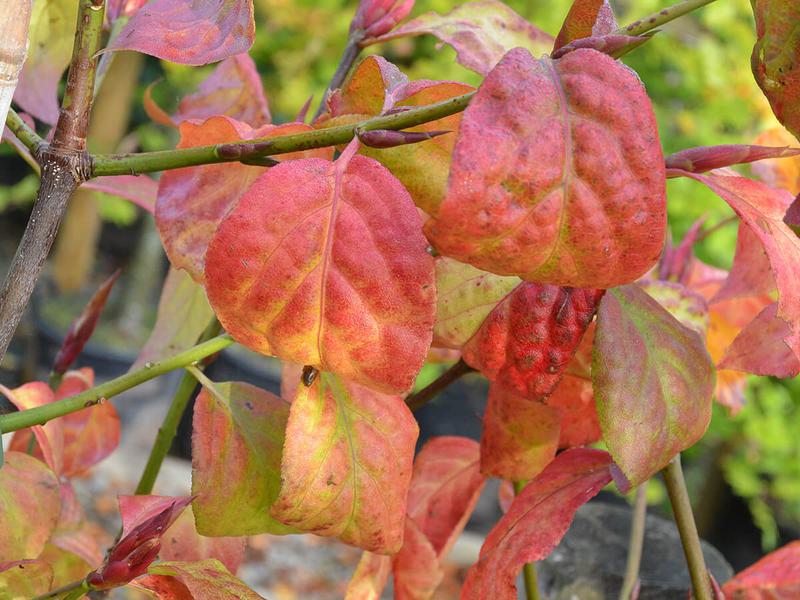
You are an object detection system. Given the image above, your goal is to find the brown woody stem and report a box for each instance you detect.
[0,0,105,368]
[662,455,713,600]
[405,359,475,412]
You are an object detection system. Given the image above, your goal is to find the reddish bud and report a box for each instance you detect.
[665,144,800,173]
[356,128,449,148]
[551,33,652,60]
[658,218,704,283]
[53,270,121,375]
[351,0,414,39]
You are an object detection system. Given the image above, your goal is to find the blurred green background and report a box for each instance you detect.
[2,0,797,563]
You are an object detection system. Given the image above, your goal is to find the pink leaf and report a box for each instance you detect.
[545,374,601,448]
[139,559,265,599]
[270,372,418,554]
[461,448,613,600]
[82,175,159,214]
[426,48,666,288]
[722,540,800,598]
[106,0,256,66]
[713,223,775,303]
[392,519,443,600]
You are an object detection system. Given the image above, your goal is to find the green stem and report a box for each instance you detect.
[4,108,44,155]
[134,319,222,495]
[513,480,541,600]
[619,481,649,600]
[32,578,88,600]
[662,455,712,600]
[405,359,474,412]
[617,0,719,37]
[0,334,233,433]
[90,92,475,176]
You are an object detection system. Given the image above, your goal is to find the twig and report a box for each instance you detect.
[619,481,649,600]
[4,108,44,153]
[134,319,222,495]
[695,215,737,243]
[0,0,106,368]
[513,480,541,600]
[0,334,233,433]
[618,0,720,37]
[662,455,713,600]
[32,578,88,600]
[90,92,476,176]
[405,359,475,412]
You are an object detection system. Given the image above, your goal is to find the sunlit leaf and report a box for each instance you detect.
[636,280,709,338]
[751,0,800,141]
[0,452,60,562]
[593,285,715,489]
[345,552,391,600]
[106,0,256,65]
[0,560,53,599]
[191,382,294,536]
[368,0,553,76]
[271,372,418,553]
[462,283,603,399]
[141,559,265,599]
[426,48,666,288]
[722,540,800,598]
[461,448,613,599]
[205,147,435,394]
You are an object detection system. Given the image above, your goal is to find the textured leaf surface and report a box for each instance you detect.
[545,374,600,448]
[406,436,485,558]
[637,280,709,338]
[593,285,715,489]
[161,505,246,574]
[147,54,270,127]
[433,258,520,349]
[13,0,76,123]
[271,373,418,553]
[462,283,603,399]
[672,170,800,377]
[0,452,60,562]
[426,48,666,288]
[722,540,800,599]
[205,151,435,394]
[107,0,256,65]
[751,0,800,140]
[157,116,330,281]
[133,267,213,370]
[481,385,560,481]
[191,382,294,536]
[553,0,617,50]
[370,0,553,76]
[0,560,53,599]
[461,448,613,599]
[143,560,265,599]
[345,552,391,600]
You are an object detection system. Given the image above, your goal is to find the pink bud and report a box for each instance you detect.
[53,270,121,375]
[351,0,414,39]
[665,144,800,174]
[87,539,161,590]
[658,218,704,283]
[357,128,449,149]
[551,33,652,60]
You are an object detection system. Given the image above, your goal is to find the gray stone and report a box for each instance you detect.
[539,502,733,600]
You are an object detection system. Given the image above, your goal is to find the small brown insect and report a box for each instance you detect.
[301,365,319,387]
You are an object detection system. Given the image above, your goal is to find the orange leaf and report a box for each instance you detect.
[723,540,800,598]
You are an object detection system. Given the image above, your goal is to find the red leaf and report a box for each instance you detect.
[204,146,435,394]
[670,170,800,378]
[751,1,800,141]
[140,560,265,599]
[191,382,294,536]
[53,271,120,375]
[4,382,63,474]
[133,267,213,370]
[392,519,443,600]
[353,0,415,39]
[270,372,418,554]
[81,175,158,214]
[545,374,600,448]
[553,0,618,51]
[480,385,560,481]
[722,540,800,598]
[593,285,715,490]
[345,552,392,600]
[425,48,666,288]
[156,116,331,281]
[433,258,521,349]
[0,452,61,563]
[368,0,553,76]
[461,448,613,600]
[407,436,485,558]
[665,144,800,173]
[146,54,270,127]
[713,223,775,303]
[462,283,603,399]
[160,505,246,575]
[106,0,256,66]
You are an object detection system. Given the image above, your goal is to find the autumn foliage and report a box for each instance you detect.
[2,0,800,598]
